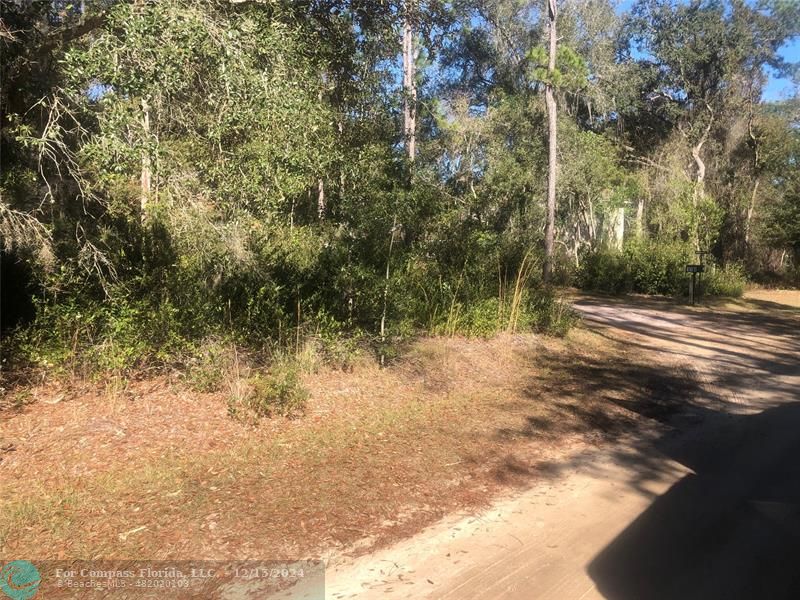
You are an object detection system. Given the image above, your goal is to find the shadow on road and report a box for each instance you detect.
[574,296,800,409]
[569,296,800,599]
[588,401,800,600]
[490,347,706,498]
[487,295,800,598]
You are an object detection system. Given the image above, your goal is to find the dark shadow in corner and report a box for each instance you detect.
[488,295,800,598]
[587,401,800,600]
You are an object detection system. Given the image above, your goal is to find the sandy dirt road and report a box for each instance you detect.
[320,294,800,600]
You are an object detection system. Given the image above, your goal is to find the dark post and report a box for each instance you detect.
[686,263,704,305]
[696,250,710,300]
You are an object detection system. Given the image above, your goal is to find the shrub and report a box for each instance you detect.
[579,240,694,297]
[577,250,631,294]
[421,297,501,338]
[185,338,235,392]
[306,311,364,371]
[703,263,747,298]
[420,288,578,338]
[525,288,579,337]
[624,240,693,296]
[578,241,748,299]
[14,296,190,375]
[227,361,308,420]
[459,297,503,337]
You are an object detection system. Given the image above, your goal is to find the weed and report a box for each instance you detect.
[186,338,235,392]
[504,251,538,334]
[703,263,747,298]
[227,357,308,421]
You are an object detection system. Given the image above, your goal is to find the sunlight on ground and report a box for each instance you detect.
[744,289,800,309]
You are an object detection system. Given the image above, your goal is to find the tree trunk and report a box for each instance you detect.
[402,0,417,163]
[317,74,327,219]
[691,141,706,197]
[380,215,398,367]
[317,178,325,219]
[611,207,625,250]
[745,100,760,248]
[581,198,596,245]
[140,97,151,225]
[635,196,644,239]
[691,102,714,204]
[542,0,558,282]
[688,102,713,248]
[745,178,759,245]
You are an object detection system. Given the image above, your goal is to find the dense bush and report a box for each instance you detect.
[8,0,792,408]
[578,240,745,298]
[13,295,191,375]
[577,249,632,294]
[393,224,577,339]
[703,263,747,298]
[418,288,577,338]
[624,241,694,296]
[9,214,577,378]
[526,288,580,337]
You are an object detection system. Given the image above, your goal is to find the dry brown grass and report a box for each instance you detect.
[0,328,653,562]
[743,288,800,309]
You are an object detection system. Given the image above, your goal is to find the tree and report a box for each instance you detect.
[403,0,418,162]
[627,0,800,249]
[542,0,558,282]
[3,0,800,368]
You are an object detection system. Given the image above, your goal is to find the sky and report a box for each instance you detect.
[764,39,800,101]
[614,0,799,102]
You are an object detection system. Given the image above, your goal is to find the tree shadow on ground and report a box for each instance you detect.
[492,296,800,597]
[492,342,726,495]
[487,334,724,494]
[559,297,800,599]
[588,401,800,600]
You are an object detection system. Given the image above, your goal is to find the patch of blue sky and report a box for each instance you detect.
[614,0,798,102]
[763,38,799,101]
[87,82,113,101]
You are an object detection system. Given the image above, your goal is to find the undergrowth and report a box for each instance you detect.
[579,240,747,298]
[5,246,578,422]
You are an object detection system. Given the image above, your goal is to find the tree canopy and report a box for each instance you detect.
[1,0,798,367]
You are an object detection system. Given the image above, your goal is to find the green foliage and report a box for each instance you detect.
[579,241,747,299]
[185,338,235,393]
[624,240,695,296]
[528,45,590,90]
[453,298,503,337]
[405,267,577,339]
[2,0,797,390]
[703,263,747,298]
[525,288,580,337]
[63,0,337,215]
[228,362,308,421]
[578,250,632,294]
[15,295,190,375]
[579,240,695,296]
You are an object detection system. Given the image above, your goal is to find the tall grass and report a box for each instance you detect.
[502,251,537,333]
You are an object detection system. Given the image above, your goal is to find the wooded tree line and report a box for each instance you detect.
[1,0,799,368]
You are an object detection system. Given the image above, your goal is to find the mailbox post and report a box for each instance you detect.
[686,264,705,305]
[696,250,710,296]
